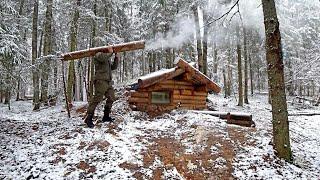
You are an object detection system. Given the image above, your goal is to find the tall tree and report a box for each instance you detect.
[243,27,249,104]
[32,0,40,110]
[212,35,218,81]
[67,0,81,106]
[236,24,243,106]
[192,4,203,73]
[88,0,97,100]
[226,33,232,97]
[249,53,254,95]
[262,0,292,162]
[202,9,208,75]
[16,0,26,101]
[41,0,53,105]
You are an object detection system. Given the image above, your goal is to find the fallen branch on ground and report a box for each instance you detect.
[288,113,320,116]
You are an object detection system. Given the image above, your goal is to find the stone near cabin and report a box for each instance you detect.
[128,58,221,115]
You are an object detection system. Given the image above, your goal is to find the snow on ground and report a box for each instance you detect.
[212,95,320,179]
[0,93,319,179]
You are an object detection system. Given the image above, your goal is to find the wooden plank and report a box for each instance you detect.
[195,86,208,92]
[128,97,149,103]
[160,80,194,86]
[172,94,207,101]
[194,91,207,96]
[145,84,194,91]
[177,89,207,96]
[173,90,180,95]
[173,99,206,105]
[180,89,192,95]
[164,84,194,90]
[130,91,149,98]
[176,104,207,110]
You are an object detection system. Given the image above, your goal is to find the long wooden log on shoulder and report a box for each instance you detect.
[62,40,145,61]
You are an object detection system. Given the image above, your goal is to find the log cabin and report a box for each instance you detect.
[128,58,221,115]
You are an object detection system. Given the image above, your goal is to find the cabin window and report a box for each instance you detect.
[151,92,170,104]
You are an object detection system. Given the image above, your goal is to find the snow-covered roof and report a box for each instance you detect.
[133,58,221,93]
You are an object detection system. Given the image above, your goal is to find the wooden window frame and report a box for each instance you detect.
[150,91,171,105]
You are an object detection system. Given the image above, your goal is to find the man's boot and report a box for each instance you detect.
[84,114,94,128]
[102,112,113,122]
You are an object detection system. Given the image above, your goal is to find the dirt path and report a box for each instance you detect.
[118,116,256,179]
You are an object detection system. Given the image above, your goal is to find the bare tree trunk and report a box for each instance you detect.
[141,51,146,75]
[16,0,26,102]
[164,24,172,69]
[236,24,243,106]
[202,10,208,75]
[148,52,152,73]
[4,83,10,106]
[299,83,302,97]
[223,68,227,98]
[4,91,10,105]
[311,80,315,97]
[16,79,21,101]
[287,56,294,96]
[88,0,97,100]
[104,0,110,32]
[316,90,320,106]
[226,35,232,97]
[120,56,123,82]
[165,48,172,69]
[189,43,196,62]
[131,53,134,79]
[4,66,12,107]
[213,39,218,81]
[53,61,58,94]
[32,0,40,110]
[156,52,161,70]
[123,52,127,81]
[52,27,58,96]
[192,5,203,73]
[41,0,53,105]
[0,89,3,103]
[38,27,43,58]
[243,27,249,104]
[152,52,156,72]
[262,0,292,162]
[257,64,261,92]
[67,0,81,106]
[109,3,113,33]
[249,53,254,95]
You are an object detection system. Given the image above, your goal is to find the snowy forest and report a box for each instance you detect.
[1,0,320,179]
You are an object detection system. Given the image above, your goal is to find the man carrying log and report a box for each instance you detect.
[85,39,119,128]
[59,39,144,124]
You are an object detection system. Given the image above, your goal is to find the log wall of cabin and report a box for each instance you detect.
[128,79,208,114]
